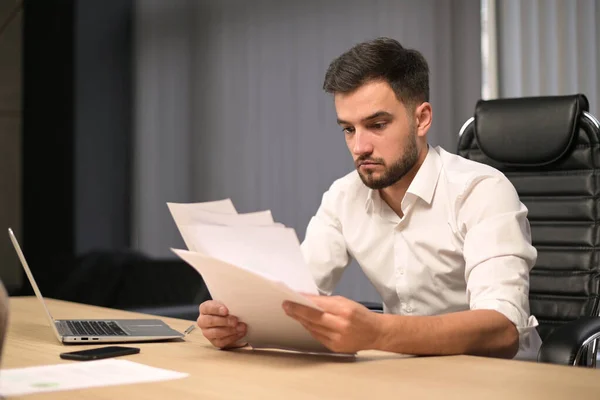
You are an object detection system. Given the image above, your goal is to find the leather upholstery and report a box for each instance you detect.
[474,95,587,166]
[538,317,600,365]
[457,94,600,343]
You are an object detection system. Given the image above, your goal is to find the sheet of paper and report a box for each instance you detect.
[167,199,238,249]
[177,209,279,252]
[182,224,319,294]
[0,359,188,397]
[167,199,238,225]
[172,249,347,355]
[179,209,275,227]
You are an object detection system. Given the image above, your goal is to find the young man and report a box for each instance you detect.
[197,37,542,359]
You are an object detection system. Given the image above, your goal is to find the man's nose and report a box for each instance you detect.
[352,130,373,155]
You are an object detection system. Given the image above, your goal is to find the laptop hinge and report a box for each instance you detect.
[55,320,70,336]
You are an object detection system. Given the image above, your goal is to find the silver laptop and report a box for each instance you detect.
[8,228,184,344]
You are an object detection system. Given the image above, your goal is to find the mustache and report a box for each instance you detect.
[355,156,385,168]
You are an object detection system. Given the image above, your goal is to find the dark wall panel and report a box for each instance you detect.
[22,0,132,295]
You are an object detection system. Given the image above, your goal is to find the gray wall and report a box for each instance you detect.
[74,1,133,254]
[0,0,22,293]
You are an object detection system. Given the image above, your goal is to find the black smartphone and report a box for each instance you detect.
[59,346,140,361]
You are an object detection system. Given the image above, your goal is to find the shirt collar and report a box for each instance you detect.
[405,145,442,205]
[363,145,442,212]
[364,188,377,213]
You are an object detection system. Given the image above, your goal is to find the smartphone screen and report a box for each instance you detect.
[60,346,140,361]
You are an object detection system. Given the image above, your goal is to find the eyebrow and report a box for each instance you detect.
[336,111,393,125]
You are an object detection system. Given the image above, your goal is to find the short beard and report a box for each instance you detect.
[356,130,419,190]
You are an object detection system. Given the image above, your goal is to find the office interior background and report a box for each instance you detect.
[0,0,598,316]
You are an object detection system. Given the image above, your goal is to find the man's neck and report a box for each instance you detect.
[379,145,429,218]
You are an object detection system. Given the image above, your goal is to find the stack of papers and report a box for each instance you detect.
[168,199,336,354]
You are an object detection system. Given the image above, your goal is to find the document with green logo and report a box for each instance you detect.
[0,359,188,396]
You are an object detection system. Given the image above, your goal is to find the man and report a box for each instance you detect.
[197,37,542,359]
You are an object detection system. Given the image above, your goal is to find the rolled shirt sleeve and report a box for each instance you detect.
[300,181,351,295]
[459,175,542,359]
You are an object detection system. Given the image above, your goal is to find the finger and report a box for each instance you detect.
[199,301,228,316]
[283,301,325,321]
[222,332,249,350]
[213,331,247,349]
[297,319,334,340]
[197,314,238,329]
[284,302,342,331]
[202,326,239,340]
[294,311,345,334]
[285,296,351,317]
[202,322,246,340]
[308,295,354,315]
[202,322,248,340]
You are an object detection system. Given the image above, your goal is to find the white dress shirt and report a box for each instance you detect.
[301,145,542,360]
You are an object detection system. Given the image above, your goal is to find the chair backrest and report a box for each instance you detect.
[457,94,600,341]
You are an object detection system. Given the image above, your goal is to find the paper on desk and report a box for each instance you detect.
[0,359,188,397]
[172,249,343,355]
[182,224,319,294]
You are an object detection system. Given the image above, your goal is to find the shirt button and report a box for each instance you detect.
[405,306,413,313]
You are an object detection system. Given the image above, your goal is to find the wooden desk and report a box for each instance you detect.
[3,297,600,399]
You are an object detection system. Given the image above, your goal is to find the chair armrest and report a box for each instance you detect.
[537,316,600,366]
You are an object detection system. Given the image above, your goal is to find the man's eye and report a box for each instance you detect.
[372,122,387,130]
[342,127,355,134]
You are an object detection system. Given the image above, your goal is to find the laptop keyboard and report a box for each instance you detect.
[66,321,128,336]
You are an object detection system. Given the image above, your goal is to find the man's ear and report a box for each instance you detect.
[415,102,432,137]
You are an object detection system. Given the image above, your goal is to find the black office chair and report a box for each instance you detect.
[457,94,600,367]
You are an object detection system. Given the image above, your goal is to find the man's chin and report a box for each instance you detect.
[358,170,405,190]
[358,171,385,190]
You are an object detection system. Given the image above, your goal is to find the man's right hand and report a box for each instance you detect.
[197,301,247,349]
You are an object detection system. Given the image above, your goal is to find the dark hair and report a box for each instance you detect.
[323,37,429,108]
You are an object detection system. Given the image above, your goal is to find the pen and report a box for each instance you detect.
[184,324,197,336]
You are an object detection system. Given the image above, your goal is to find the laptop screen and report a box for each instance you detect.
[8,228,62,341]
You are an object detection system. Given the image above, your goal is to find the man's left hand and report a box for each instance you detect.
[282,295,383,353]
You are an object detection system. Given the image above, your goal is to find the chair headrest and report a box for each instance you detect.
[474,94,589,167]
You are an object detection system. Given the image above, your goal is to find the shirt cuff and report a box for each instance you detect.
[471,299,542,360]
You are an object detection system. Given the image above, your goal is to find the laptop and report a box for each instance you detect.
[8,228,184,344]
